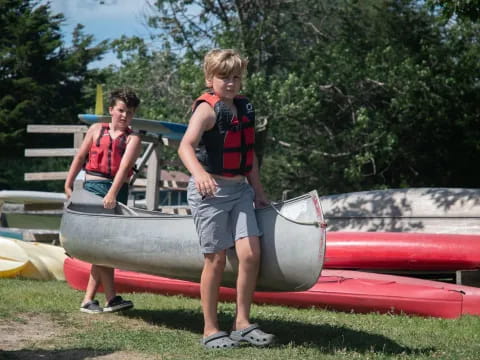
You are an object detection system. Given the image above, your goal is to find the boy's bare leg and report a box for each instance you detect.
[233,236,260,330]
[82,265,115,305]
[201,252,226,337]
[82,265,100,305]
[97,266,116,303]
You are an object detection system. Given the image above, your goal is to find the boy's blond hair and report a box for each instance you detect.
[203,49,248,85]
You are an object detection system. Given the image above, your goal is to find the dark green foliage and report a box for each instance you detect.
[3,0,480,197]
[427,0,480,21]
[106,36,203,124]
[0,0,109,190]
[112,0,479,198]
[0,0,108,156]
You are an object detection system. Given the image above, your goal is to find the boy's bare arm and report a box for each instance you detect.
[178,102,217,196]
[247,153,269,208]
[103,134,142,208]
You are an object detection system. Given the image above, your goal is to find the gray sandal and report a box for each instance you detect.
[202,331,239,349]
[230,324,275,346]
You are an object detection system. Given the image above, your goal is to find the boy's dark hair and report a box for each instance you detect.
[109,88,141,109]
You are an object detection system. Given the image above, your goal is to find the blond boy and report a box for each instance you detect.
[178,49,275,349]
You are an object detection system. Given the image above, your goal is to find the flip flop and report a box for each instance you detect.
[201,331,240,349]
[230,324,275,347]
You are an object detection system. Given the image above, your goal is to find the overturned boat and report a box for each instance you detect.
[60,188,327,292]
[321,187,480,234]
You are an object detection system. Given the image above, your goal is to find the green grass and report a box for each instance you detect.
[1,278,480,359]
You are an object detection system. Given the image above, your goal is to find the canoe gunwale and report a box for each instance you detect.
[63,206,190,220]
[64,190,324,226]
[268,190,327,228]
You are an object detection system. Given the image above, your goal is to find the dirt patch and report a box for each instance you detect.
[0,350,159,360]
[0,313,62,351]
[0,314,159,359]
[84,351,159,359]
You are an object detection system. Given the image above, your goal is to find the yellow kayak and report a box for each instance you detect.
[17,240,67,280]
[0,236,29,278]
[0,236,66,280]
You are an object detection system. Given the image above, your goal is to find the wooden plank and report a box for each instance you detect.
[145,147,161,210]
[24,172,68,181]
[133,178,187,190]
[25,148,78,157]
[27,124,88,134]
[74,132,85,148]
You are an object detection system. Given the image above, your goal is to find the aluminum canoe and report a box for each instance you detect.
[60,188,326,291]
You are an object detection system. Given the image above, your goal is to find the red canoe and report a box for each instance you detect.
[325,232,480,270]
[64,257,480,319]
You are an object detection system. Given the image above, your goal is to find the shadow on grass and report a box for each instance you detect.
[122,308,435,356]
[0,348,114,360]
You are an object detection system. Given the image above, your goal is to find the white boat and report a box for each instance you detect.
[321,187,480,234]
[0,190,65,231]
[0,190,66,205]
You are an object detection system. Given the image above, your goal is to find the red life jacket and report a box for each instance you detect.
[84,123,133,179]
[193,93,255,177]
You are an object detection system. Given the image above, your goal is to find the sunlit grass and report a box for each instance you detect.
[1,278,480,359]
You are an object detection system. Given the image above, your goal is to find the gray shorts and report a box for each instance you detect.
[187,177,262,254]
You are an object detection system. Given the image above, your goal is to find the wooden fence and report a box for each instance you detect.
[24,124,187,210]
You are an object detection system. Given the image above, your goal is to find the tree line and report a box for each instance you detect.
[1,0,479,198]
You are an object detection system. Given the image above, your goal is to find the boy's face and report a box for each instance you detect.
[109,100,135,129]
[207,72,242,101]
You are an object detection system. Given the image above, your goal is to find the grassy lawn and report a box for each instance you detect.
[1,278,480,359]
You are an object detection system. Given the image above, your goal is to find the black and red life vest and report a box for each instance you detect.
[193,93,255,177]
[84,123,133,179]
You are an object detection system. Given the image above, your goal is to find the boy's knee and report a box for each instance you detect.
[205,253,227,270]
[213,256,227,269]
[242,248,260,266]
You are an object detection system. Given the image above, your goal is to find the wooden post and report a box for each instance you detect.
[73,132,84,148]
[145,145,162,210]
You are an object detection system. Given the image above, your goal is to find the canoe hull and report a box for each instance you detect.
[60,188,326,291]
